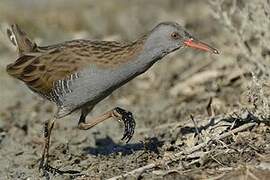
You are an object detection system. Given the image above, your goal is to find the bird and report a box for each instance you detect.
[6,22,219,175]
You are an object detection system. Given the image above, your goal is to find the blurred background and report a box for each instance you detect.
[0,0,269,179]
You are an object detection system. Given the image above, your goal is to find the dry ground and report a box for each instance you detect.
[0,0,269,179]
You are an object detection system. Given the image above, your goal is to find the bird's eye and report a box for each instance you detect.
[171,32,180,39]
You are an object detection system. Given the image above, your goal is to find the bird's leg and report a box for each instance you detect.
[39,117,58,174]
[78,107,136,142]
[39,117,81,176]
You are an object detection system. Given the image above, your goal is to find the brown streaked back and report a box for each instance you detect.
[6,38,146,99]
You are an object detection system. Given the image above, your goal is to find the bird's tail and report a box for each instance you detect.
[6,24,37,56]
[6,24,38,78]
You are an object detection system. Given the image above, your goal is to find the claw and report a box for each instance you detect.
[114,107,136,143]
[39,162,81,176]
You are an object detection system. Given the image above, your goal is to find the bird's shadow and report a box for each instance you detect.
[82,136,163,156]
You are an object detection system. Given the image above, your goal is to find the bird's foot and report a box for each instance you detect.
[113,107,136,143]
[39,157,81,177]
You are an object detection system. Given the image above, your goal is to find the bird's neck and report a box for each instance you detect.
[120,36,167,77]
[134,35,167,66]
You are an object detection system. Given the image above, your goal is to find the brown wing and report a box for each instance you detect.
[6,39,145,97]
[7,44,95,95]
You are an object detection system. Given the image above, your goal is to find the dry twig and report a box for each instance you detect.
[108,122,256,180]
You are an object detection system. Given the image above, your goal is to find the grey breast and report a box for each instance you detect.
[58,52,156,112]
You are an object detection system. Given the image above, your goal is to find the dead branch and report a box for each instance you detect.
[108,122,256,180]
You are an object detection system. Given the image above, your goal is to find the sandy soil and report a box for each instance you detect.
[0,0,269,179]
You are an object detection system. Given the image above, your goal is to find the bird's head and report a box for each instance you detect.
[144,22,219,57]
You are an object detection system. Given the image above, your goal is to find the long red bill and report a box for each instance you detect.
[184,39,219,54]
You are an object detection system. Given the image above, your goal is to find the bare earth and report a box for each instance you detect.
[0,0,269,179]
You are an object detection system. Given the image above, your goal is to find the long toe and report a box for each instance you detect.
[41,163,81,176]
[121,111,136,143]
[113,107,136,143]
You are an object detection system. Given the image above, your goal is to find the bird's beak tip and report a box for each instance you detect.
[184,38,219,54]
